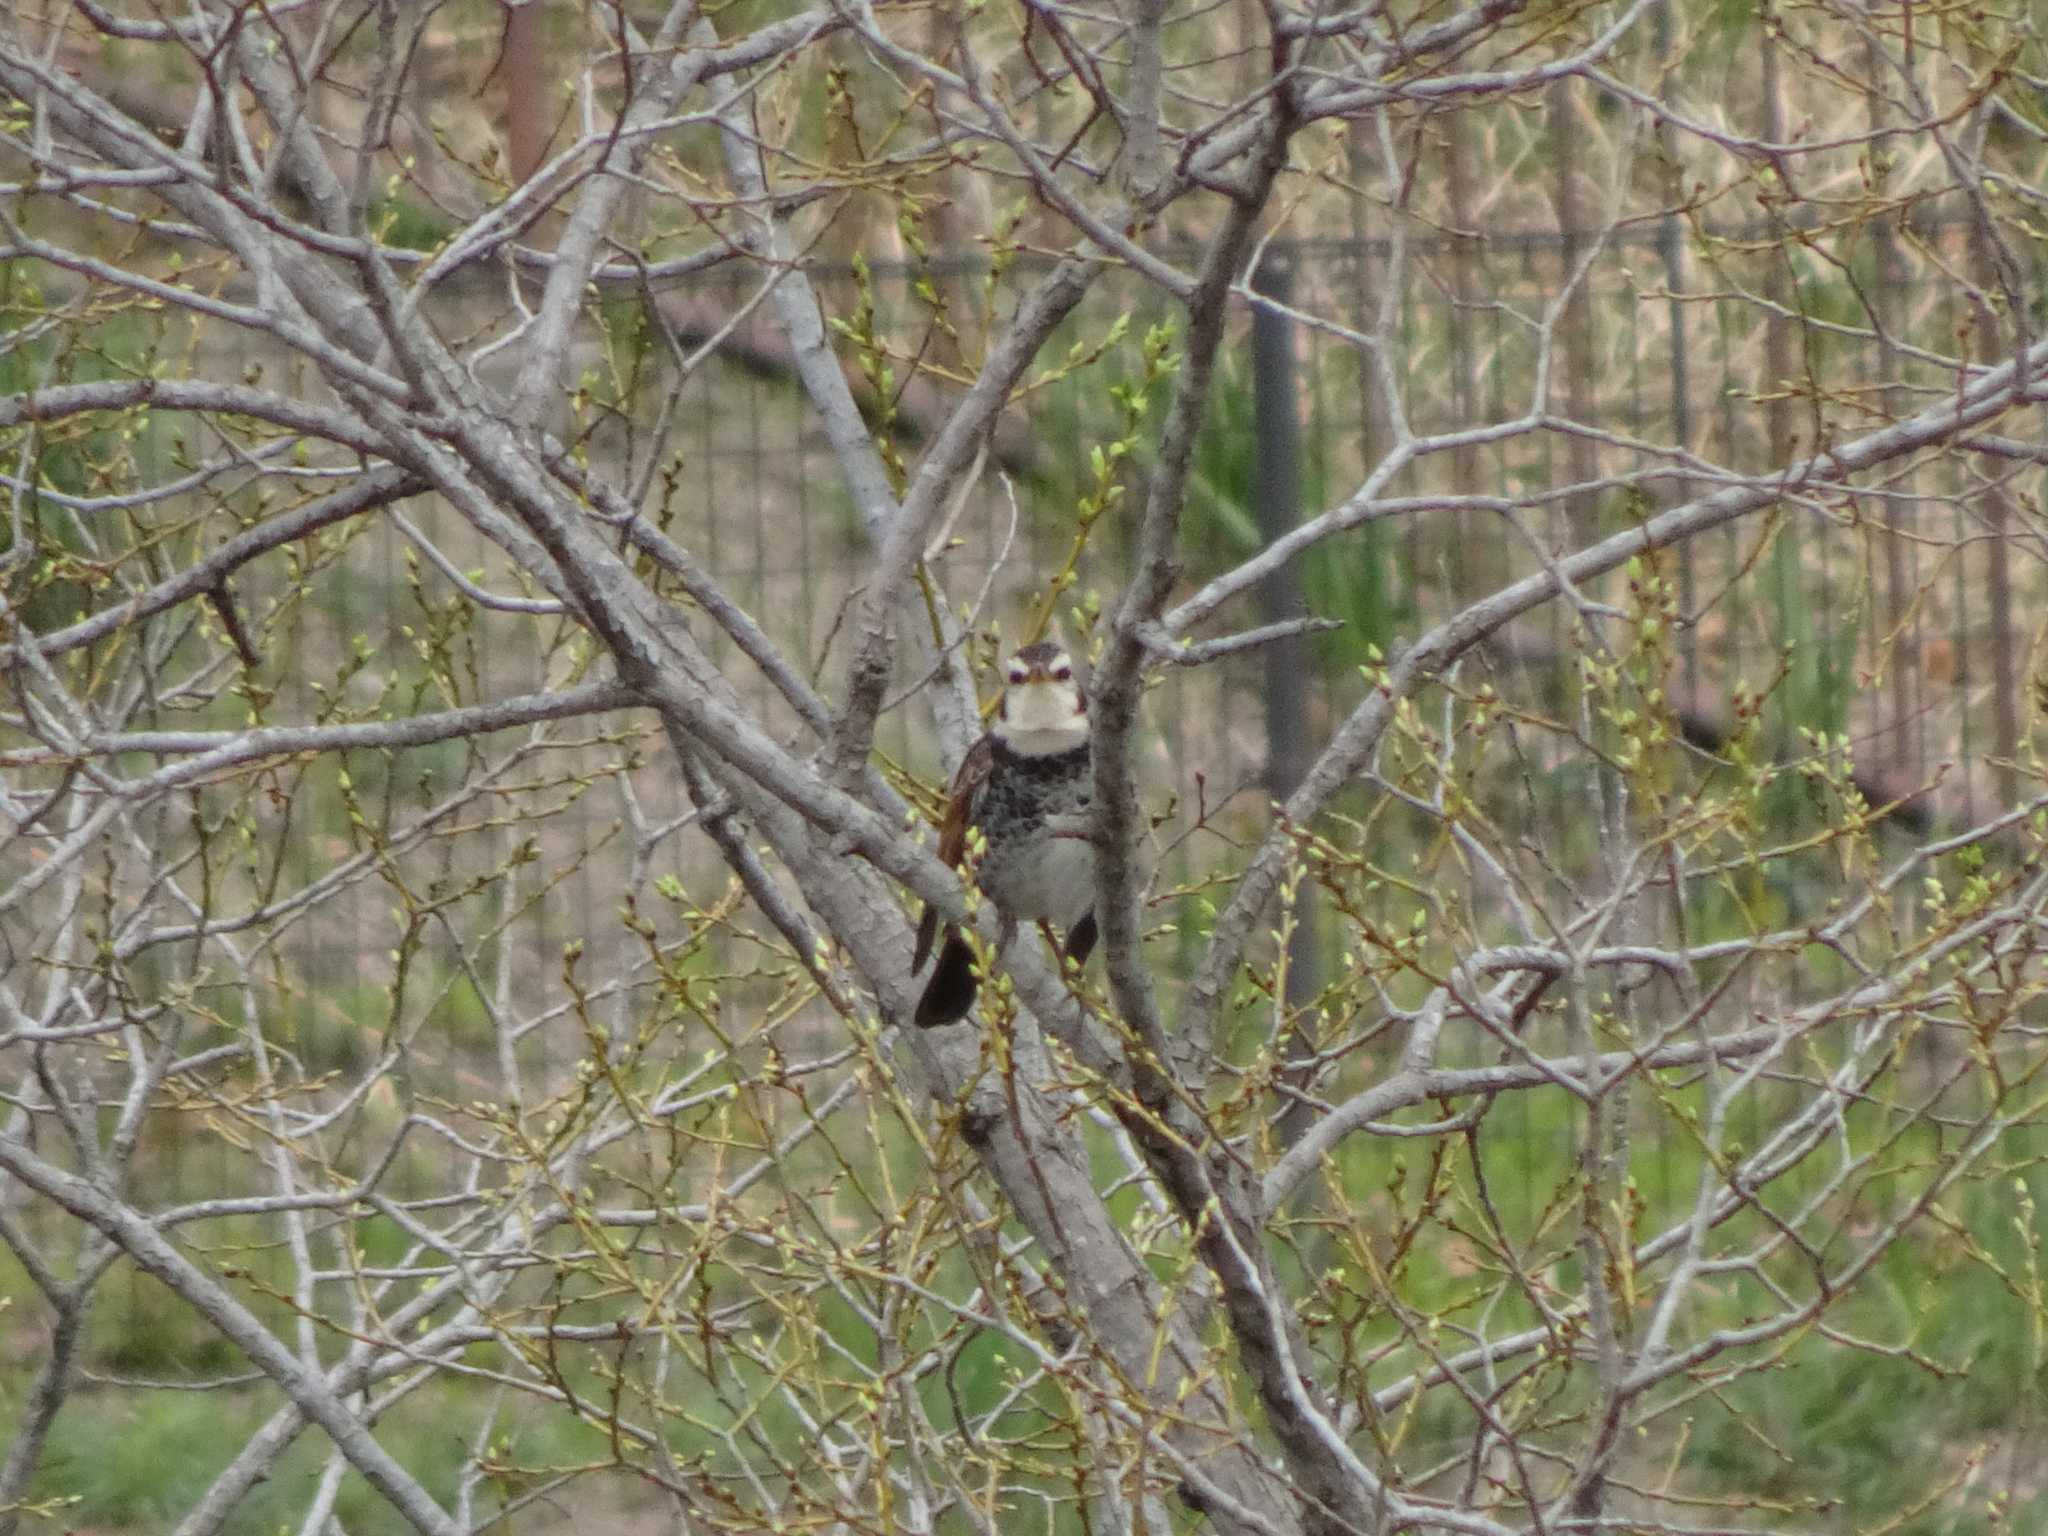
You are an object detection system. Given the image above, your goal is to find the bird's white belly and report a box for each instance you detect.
[980,829,1094,928]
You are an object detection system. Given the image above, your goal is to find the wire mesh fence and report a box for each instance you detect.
[131,216,2037,1106]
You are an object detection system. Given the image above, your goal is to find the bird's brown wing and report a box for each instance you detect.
[912,733,995,973]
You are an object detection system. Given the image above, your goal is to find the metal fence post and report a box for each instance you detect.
[1252,252,1322,1146]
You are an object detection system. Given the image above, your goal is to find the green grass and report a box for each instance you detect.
[1294,1063,2048,1531]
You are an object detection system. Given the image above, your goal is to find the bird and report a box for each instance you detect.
[912,639,1098,1027]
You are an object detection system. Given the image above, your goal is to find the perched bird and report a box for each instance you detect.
[912,640,1098,1027]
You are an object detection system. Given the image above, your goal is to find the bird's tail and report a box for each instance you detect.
[914,930,978,1027]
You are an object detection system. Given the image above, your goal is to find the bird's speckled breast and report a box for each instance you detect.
[975,739,1094,925]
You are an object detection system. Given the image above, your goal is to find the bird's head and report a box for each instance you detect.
[994,641,1087,754]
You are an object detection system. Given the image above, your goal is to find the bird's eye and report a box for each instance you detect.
[1007,666,1027,684]
[1052,664,1072,681]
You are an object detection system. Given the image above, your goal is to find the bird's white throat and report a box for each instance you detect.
[997,680,1087,757]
